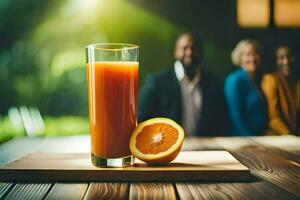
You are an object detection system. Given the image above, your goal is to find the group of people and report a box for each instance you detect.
[138,32,300,136]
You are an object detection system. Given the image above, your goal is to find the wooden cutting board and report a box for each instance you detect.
[0,151,251,182]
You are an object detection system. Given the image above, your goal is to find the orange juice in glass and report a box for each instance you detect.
[85,43,138,167]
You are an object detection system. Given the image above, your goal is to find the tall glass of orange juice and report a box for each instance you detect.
[85,43,138,167]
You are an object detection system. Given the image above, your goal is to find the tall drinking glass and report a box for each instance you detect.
[85,43,139,167]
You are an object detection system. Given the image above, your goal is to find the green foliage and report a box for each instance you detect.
[0,116,25,144]
[0,115,89,143]
[44,116,89,136]
[0,0,183,116]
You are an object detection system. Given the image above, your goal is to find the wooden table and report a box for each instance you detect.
[0,135,299,200]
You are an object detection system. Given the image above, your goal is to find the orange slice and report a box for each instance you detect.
[129,118,185,164]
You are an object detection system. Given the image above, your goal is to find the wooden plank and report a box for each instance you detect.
[37,135,90,153]
[245,182,299,200]
[84,183,129,200]
[251,136,300,163]
[0,137,44,166]
[0,151,250,182]
[182,137,223,151]
[251,136,300,155]
[0,183,14,199]
[130,183,176,200]
[215,137,300,197]
[0,135,89,166]
[176,182,299,200]
[178,137,299,199]
[44,183,88,200]
[4,183,52,200]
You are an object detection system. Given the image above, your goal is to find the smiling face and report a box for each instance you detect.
[174,34,199,70]
[276,46,295,77]
[240,43,261,74]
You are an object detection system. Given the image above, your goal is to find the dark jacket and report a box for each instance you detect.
[138,67,230,136]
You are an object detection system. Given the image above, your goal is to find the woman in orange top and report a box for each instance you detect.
[261,46,300,135]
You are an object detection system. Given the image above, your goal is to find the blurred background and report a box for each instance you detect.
[0,0,299,142]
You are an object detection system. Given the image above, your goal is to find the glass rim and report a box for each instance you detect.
[85,43,139,51]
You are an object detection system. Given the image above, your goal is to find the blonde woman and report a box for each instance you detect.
[224,39,267,136]
[261,46,300,135]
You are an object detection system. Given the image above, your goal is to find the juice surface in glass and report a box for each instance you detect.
[86,61,138,159]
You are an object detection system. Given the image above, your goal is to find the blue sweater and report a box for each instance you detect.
[224,69,267,136]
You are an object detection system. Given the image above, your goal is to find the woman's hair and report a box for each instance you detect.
[231,39,262,66]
